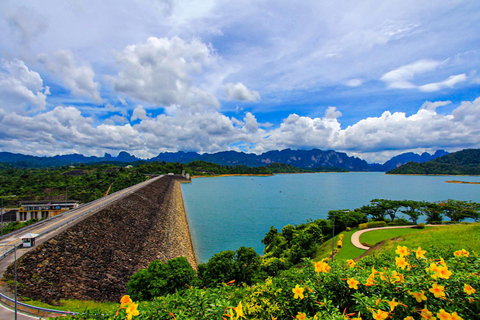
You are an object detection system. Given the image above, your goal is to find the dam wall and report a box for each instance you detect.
[4,175,196,303]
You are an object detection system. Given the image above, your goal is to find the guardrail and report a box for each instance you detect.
[0,292,77,317]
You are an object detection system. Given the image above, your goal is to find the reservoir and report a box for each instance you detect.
[181,172,480,262]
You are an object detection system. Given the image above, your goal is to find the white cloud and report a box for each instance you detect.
[111,36,219,111]
[0,59,49,113]
[381,59,467,92]
[420,100,451,112]
[39,50,102,103]
[131,105,148,121]
[324,106,342,119]
[345,79,364,87]
[224,82,260,102]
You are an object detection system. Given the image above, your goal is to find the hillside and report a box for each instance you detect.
[387,148,480,175]
[369,150,448,171]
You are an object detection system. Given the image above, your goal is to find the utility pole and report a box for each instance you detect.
[1,195,16,237]
[0,244,18,320]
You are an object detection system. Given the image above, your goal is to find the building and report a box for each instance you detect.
[17,200,79,221]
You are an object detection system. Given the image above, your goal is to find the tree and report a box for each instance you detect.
[370,199,402,221]
[421,202,443,224]
[400,200,423,224]
[127,257,195,301]
[197,247,264,287]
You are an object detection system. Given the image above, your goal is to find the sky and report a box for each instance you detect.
[0,0,480,163]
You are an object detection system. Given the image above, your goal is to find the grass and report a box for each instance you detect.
[315,228,366,261]
[23,298,117,313]
[376,223,480,254]
[359,226,435,247]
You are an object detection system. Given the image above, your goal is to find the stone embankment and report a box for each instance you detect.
[4,175,196,303]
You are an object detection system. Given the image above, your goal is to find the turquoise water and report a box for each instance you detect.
[181,172,480,262]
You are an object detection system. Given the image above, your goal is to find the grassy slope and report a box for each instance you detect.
[359,226,435,247]
[374,223,480,254]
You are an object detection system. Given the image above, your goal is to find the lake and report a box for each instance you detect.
[180,172,480,262]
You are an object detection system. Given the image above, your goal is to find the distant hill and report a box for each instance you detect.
[369,150,449,171]
[387,149,480,175]
[0,149,370,171]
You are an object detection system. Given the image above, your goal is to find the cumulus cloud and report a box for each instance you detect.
[131,105,148,121]
[381,59,467,91]
[1,96,480,162]
[224,82,260,102]
[0,59,49,113]
[39,50,102,103]
[111,36,219,111]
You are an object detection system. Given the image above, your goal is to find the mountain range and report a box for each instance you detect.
[0,149,449,172]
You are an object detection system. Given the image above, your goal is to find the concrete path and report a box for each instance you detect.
[350,225,419,250]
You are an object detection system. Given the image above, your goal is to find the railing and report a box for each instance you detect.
[0,292,77,316]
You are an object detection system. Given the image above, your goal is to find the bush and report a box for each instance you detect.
[358,223,368,230]
[126,257,195,301]
[414,223,425,229]
[389,218,412,226]
[367,221,387,228]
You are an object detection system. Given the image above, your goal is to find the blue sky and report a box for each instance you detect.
[0,0,480,163]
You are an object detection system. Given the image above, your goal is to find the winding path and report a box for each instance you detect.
[350,225,421,250]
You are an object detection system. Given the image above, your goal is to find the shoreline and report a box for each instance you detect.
[172,180,198,268]
[445,180,480,184]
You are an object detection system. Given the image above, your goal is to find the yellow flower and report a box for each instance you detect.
[125,303,140,320]
[372,309,389,320]
[386,298,399,312]
[292,285,305,300]
[395,245,410,257]
[347,259,356,268]
[420,306,436,320]
[415,247,426,259]
[463,284,476,295]
[234,301,245,319]
[296,312,307,320]
[437,309,451,320]
[347,277,359,290]
[435,266,452,279]
[454,249,470,257]
[439,257,447,267]
[313,261,331,273]
[451,312,464,320]
[364,274,375,286]
[408,290,427,303]
[395,256,409,270]
[404,317,414,320]
[120,295,133,307]
[429,283,446,298]
[390,271,404,284]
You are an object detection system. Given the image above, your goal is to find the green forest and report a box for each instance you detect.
[388,149,480,175]
[0,161,336,205]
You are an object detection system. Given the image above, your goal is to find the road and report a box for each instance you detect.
[0,175,164,319]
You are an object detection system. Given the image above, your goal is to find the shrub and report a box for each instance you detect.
[358,223,368,230]
[415,223,426,229]
[126,256,195,301]
[367,221,387,228]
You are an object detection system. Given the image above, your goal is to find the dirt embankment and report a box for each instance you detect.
[4,175,196,303]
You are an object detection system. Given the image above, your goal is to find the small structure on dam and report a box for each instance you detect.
[4,175,196,303]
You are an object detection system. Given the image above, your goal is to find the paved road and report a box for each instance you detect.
[0,175,164,319]
[350,225,420,250]
[0,304,42,320]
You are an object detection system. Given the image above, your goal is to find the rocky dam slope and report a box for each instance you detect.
[4,175,196,303]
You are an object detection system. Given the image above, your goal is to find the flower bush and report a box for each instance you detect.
[53,245,479,320]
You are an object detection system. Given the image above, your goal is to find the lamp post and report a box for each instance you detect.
[65,185,75,207]
[0,244,18,320]
[331,212,336,263]
[1,195,16,237]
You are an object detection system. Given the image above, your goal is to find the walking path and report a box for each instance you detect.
[350,225,420,250]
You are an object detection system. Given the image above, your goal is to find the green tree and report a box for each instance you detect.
[126,257,195,301]
[399,200,423,224]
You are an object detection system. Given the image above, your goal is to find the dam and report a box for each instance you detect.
[3,175,196,303]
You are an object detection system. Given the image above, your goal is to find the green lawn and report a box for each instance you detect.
[315,229,366,261]
[359,226,434,247]
[23,299,117,313]
[377,223,480,254]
